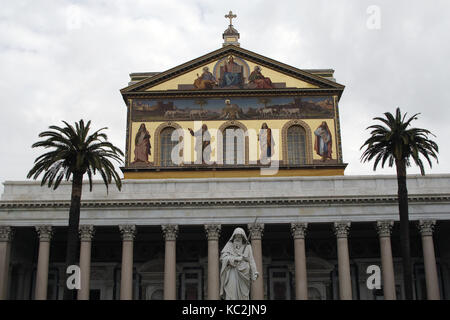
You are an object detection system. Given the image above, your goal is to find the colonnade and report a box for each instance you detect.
[0,220,442,300]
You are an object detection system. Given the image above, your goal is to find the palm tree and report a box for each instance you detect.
[360,107,438,299]
[27,119,123,300]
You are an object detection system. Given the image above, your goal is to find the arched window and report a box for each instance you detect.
[222,126,244,165]
[287,125,307,165]
[160,127,177,166]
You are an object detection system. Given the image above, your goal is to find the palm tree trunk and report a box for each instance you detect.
[63,172,83,300]
[396,159,414,299]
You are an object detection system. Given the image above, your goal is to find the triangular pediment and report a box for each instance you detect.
[120,46,344,95]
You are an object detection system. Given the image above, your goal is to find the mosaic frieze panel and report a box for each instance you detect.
[131,96,334,122]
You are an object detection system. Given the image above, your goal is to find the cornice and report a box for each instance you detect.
[1,194,449,210]
[121,88,344,101]
[121,163,348,173]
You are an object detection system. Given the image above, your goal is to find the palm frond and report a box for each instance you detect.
[28,119,124,191]
[360,107,439,175]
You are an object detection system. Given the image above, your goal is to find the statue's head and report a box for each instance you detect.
[201,124,208,131]
[229,227,249,244]
[203,66,209,72]
[261,122,268,129]
[233,234,243,245]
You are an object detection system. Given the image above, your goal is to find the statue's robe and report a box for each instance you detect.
[190,128,211,163]
[220,229,258,300]
[249,71,273,89]
[314,126,332,159]
[259,128,275,160]
[194,72,216,90]
[222,61,242,87]
[134,130,151,162]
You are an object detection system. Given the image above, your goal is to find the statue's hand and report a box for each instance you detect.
[252,272,259,281]
[230,257,240,266]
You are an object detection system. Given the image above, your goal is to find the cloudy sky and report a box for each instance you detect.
[1,0,449,193]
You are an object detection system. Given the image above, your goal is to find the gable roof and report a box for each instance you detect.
[120,45,345,97]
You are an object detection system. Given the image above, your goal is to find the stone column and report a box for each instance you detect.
[248,223,264,300]
[204,224,221,300]
[376,221,396,300]
[0,226,14,300]
[418,220,440,300]
[334,221,352,300]
[119,225,136,300]
[77,225,95,300]
[291,223,308,300]
[35,225,53,300]
[162,225,178,300]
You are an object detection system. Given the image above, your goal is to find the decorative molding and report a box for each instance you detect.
[119,224,136,241]
[217,120,249,165]
[376,220,394,238]
[281,120,313,165]
[122,89,345,101]
[162,224,178,241]
[334,96,343,163]
[0,226,14,242]
[418,220,436,236]
[35,225,53,242]
[204,224,221,241]
[153,122,183,166]
[126,99,132,166]
[290,222,308,239]
[334,221,351,238]
[248,223,264,240]
[79,225,95,241]
[1,194,449,210]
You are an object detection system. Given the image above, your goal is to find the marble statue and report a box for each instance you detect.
[220,227,259,300]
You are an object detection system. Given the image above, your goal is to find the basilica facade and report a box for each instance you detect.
[1,18,449,300]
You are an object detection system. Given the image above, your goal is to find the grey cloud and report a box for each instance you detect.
[0,0,448,194]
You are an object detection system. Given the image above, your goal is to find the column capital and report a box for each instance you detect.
[418,220,436,236]
[0,226,14,242]
[79,225,95,241]
[162,225,178,241]
[334,221,351,238]
[248,223,264,240]
[376,220,394,238]
[119,225,136,241]
[35,225,53,242]
[291,223,308,239]
[204,224,221,241]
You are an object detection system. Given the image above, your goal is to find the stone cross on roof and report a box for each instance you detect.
[225,10,237,26]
